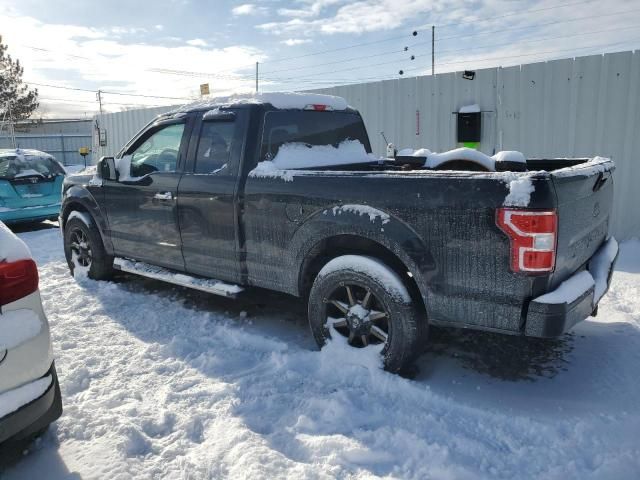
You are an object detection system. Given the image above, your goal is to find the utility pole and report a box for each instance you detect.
[96,90,104,156]
[432,26,435,76]
[255,62,259,93]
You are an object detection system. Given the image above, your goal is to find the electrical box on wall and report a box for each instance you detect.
[457,111,481,144]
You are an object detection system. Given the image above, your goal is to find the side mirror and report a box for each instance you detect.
[98,156,118,181]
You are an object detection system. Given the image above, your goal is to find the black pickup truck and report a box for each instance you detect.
[61,93,618,372]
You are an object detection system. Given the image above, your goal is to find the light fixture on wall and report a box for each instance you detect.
[462,70,476,80]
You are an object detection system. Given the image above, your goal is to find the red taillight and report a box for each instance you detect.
[496,208,557,274]
[0,259,39,307]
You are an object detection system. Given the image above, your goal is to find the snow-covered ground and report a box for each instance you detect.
[3,224,640,479]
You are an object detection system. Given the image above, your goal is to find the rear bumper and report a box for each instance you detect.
[0,363,62,445]
[525,237,618,337]
[0,203,61,224]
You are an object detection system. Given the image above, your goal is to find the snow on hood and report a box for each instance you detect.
[171,92,349,114]
[0,221,32,262]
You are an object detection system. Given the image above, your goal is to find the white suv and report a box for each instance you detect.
[0,221,61,451]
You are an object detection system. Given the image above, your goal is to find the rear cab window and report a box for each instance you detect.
[0,155,64,180]
[260,110,371,162]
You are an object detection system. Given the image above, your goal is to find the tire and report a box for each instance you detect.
[63,215,114,280]
[308,255,424,373]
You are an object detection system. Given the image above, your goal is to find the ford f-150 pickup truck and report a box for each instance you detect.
[60,92,618,372]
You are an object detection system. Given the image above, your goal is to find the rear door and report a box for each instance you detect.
[177,109,248,283]
[550,160,615,288]
[102,118,192,270]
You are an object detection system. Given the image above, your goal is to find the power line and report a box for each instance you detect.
[174,6,640,81]
[261,14,640,83]
[266,38,639,86]
[25,81,192,100]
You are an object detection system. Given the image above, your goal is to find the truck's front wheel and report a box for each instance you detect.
[308,255,423,373]
[63,216,114,280]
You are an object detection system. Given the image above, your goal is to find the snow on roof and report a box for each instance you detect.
[0,148,54,159]
[459,104,481,113]
[171,91,349,114]
[0,221,32,262]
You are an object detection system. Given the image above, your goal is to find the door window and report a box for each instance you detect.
[195,121,236,174]
[129,123,185,177]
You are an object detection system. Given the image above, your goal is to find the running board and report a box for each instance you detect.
[113,258,243,298]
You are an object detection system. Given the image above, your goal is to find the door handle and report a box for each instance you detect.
[153,192,173,201]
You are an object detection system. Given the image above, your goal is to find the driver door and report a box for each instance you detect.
[103,118,191,270]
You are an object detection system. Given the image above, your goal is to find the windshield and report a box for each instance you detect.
[0,155,65,180]
[260,110,371,161]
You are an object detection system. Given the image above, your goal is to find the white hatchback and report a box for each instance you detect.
[0,221,61,451]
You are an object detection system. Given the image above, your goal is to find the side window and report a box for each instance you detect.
[195,121,236,174]
[129,123,185,177]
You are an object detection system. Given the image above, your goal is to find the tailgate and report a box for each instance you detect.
[0,176,62,207]
[550,158,615,289]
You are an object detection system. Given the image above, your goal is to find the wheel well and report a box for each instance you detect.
[60,202,91,228]
[299,235,424,309]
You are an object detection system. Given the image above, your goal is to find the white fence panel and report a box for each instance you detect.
[92,50,639,239]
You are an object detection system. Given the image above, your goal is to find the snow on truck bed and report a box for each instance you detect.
[4,227,640,479]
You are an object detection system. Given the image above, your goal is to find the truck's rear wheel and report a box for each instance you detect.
[308,255,423,373]
[63,216,113,280]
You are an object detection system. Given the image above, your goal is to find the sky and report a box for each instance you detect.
[1,0,639,118]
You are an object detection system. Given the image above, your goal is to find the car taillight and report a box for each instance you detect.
[496,208,557,274]
[0,259,39,307]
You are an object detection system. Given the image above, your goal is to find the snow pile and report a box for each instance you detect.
[172,92,349,114]
[459,104,481,113]
[270,140,374,169]
[503,173,535,207]
[0,375,52,419]
[249,140,376,180]
[0,220,31,262]
[5,228,640,479]
[326,205,390,224]
[0,309,42,351]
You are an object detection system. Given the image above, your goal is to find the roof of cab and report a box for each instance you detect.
[166,91,350,116]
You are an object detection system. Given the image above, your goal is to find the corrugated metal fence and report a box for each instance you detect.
[93,105,180,159]
[0,134,92,165]
[91,50,639,240]
[310,50,640,241]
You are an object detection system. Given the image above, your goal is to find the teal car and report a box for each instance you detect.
[0,149,66,225]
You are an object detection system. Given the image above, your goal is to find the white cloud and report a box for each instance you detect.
[281,38,312,46]
[231,3,267,16]
[186,38,208,47]
[0,9,265,118]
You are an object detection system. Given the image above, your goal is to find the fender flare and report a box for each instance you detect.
[289,204,435,306]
